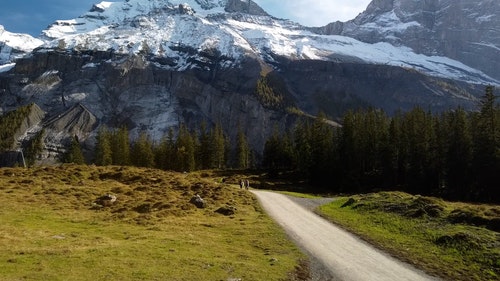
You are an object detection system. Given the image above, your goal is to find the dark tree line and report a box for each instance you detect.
[87,122,252,172]
[263,87,499,203]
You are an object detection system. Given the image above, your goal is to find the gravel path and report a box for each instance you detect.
[251,190,440,281]
[284,195,336,212]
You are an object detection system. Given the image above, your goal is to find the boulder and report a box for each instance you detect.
[215,205,236,216]
[95,194,117,207]
[189,194,206,208]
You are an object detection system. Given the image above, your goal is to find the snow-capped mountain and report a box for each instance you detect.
[2,0,497,85]
[0,0,497,162]
[317,0,500,81]
[0,25,44,71]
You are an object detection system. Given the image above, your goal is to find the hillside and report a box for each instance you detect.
[0,165,306,280]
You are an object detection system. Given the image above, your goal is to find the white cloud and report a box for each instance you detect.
[254,0,372,26]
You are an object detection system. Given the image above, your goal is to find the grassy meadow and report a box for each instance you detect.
[317,192,500,281]
[0,165,306,281]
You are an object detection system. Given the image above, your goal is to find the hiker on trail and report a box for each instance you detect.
[240,180,244,189]
[245,179,249,190]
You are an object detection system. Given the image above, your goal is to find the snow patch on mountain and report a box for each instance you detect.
[0,25,44,52]
[0,63,15,73]
[331,0,500,82]
[226,17,498,85]
[0,25,44,64]
[360,11,421,33]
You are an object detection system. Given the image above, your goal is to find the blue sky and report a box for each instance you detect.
[0,1,95,36]
[0,0,371,36]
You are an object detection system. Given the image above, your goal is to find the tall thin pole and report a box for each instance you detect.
[19,149,27,168]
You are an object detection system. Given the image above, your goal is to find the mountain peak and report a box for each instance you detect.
[0,25,44,65]
[224,0,268,16]
[318,0,500,81]
[41,0,268,40]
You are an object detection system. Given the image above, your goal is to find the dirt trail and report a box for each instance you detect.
[251,190,440,281]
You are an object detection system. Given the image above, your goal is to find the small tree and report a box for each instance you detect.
[111,126,130,166]
[65,136,85,164]
[176,124,196,172]
[25,129,45,167]
[131,131,155,168]
[94,127,112,166]
[236,126,250,169]
[211,123,226,169]
[471,86,499,202]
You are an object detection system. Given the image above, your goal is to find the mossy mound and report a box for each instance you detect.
[448,207,500,232]
[346,192,446,219]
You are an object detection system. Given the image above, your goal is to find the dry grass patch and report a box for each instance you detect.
[0,165,306,281]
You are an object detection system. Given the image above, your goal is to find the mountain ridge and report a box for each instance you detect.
[1,0,498,85]
[314,0,500,81]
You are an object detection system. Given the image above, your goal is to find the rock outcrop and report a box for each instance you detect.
[190,194,206,208]
[224,0,269,16]
[94,194,117,207]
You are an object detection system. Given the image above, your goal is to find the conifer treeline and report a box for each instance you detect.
[90,122,251,172]
[263,86,499,203]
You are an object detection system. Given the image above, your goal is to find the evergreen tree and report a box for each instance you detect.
[131,131,155,168]
[339,110,362,188]
[94,126,112,166]
[358,109,390,189]
[176,124,196,172]
[211,123,226,169]
[197,121,212,169]
[154,128,176,170]
[309,112,335,188]
[402,107,437,195]
[445,108,473,200]
[387,112,405,187]
[65,136,85,164]
[236,126,250,169]
[24,129,45,167]
[472,86,499,202]
[294,119,313,177]
[165,128,176,170]
[263,128,294,172]
[263,130,280,172]
[111,126,130,166]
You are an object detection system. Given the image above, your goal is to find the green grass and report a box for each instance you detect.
[0,165,306,281]
[278,191,320,199]
[317,192,500,281]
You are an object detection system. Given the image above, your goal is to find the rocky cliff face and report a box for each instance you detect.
[315,0,500,81]
[273,58,482,116]
[1,48,482,160]
[1,49,295,160]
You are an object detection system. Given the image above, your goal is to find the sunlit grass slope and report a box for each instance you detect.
[318,192,500,281]
[0,165,306,281]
